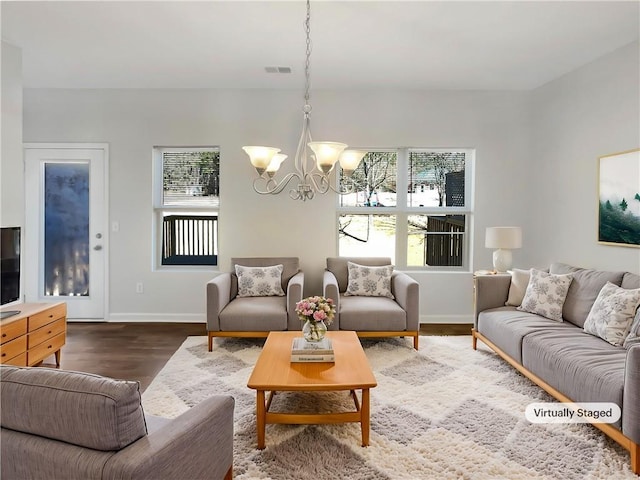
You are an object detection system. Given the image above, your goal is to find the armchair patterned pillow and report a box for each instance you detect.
[344,262,394,299]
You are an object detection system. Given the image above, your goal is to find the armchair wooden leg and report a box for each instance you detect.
[413,334,419,350]
[471,328,477,350]
[631,441,639,475]
[208,333,214,352]
[224,465,233,480]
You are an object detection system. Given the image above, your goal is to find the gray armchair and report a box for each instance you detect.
[206,257,304,351]
[324,257,420,349]
[0,366,234,480]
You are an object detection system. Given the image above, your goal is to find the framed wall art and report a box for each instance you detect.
[598,148,640,247]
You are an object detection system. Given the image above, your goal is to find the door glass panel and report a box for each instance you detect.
[44,163,90,297]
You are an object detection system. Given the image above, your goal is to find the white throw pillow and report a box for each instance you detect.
[345,262,394,299]
[623,307,640,349]
[235,264,285,297]
[584,282,640,347]
[517,269,573,322]
[506,268,531,307]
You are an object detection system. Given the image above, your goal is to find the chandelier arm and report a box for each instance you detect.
[252,172,304,195]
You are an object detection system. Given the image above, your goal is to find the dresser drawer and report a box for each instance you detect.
[28,318,66,349]
[1,335,27,364]
[28,332,65,366]
[1,318,27,344]
[29,304,66,331]
[2,352,27,366]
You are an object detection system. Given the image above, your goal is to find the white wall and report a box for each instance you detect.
[1,42,23,228]
[16,42,640,322]
[22,88,531,322]
[530,41,640,273]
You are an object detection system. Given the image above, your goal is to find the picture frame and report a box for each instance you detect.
[598,148,640,248]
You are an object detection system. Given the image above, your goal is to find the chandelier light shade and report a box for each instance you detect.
[485,226,523,273]
[242,146,280,174]
[339,150,367,176]
[242,0,366,201]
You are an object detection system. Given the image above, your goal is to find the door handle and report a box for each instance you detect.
[93,245,103,251]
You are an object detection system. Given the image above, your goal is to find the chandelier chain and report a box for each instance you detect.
[303,0,312,106]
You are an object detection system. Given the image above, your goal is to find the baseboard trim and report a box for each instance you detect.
[420,314,473,324]
[108,313,205,323]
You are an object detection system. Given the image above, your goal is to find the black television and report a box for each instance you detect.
[1,227,21,308]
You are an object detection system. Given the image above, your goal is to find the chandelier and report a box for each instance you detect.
[242,0,366,201]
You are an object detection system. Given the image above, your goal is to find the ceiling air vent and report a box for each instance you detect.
[265,66,292,74]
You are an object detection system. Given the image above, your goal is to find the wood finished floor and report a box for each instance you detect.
[40,322,472,392]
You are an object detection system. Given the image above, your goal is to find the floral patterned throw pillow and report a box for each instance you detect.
[584,282,640,346]
[235,264,285,297]
[344,262,394,299]
[517,269,573,321]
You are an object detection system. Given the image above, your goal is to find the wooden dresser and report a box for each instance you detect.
[0,302,67,367]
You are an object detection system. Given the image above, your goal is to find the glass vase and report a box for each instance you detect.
[302,319,327,342]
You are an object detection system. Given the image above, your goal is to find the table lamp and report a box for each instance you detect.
[485,227,522,272]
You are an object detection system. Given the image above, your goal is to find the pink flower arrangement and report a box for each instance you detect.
[295,296,336,325]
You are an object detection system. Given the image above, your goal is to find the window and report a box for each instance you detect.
[338,148,473,270]
[153,147,220,267]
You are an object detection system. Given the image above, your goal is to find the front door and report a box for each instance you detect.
[24,143,108,319]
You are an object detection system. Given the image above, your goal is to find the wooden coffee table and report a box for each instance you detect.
[247,331,377,449]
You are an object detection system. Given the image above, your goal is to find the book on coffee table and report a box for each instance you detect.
[291,337,334,362]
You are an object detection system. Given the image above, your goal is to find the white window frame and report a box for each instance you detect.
[336,147,475,271]
[152,146,220,271]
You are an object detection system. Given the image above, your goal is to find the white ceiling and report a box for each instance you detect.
[2,1,639,91]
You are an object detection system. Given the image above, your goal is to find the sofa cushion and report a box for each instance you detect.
[219,296,288,331]
[477,307,577,363]
[345,262,394,299]
[517,269,573,321]
[235,264,285,297]
[622,272,640,290]
[549,263,625,327]
[338,295,406,331]
[583,282,640,346]
[0,366,146,451]
[521,329,626,428]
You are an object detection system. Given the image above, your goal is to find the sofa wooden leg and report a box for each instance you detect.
[413,334,419,350]
[631,441,639,475]
[208,333,214,352]
[471,328,477,350]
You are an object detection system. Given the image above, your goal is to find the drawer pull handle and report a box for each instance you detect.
[47,331,52,334]
[48,345,52,349]
[1,353,5,357]
[49,315,53,318]
[2,333,6,338]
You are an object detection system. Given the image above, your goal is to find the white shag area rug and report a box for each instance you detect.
[142,336,636,480]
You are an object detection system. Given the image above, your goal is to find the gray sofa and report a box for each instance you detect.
[0,366,234,480]
[472,263,639,475]
[206,257,304,351]
[323,257,420,349]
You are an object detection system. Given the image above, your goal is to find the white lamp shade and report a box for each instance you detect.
[339,150,367,172]
[266,153,287,173]
[308,141,348,173]
[485,227,522,249]
[242,146,280,170]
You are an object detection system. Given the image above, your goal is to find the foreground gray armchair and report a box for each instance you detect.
[0,366,234,480]
[324,257,419,349]
[206,257,304,351]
